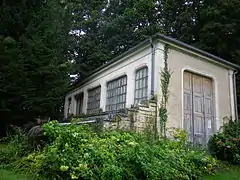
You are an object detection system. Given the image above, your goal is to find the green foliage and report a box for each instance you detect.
[208,120,240,165]
[0,0,71,127]
[159,45,171,138]
[70,0,204,78]
[10,121,219,179]
[168,128,188,144]
[69,0,110,78]
[196,0,240,64]
[0,127,33,166]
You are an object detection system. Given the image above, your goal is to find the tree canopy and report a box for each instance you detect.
[0,0,71,131]
[70,0,239,77]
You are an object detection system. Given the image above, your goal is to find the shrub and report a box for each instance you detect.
[208,119,240,165]
[17,121,218,180]
[0,126,34,166]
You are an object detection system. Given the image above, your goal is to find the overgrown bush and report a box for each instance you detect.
[15,121,218,180]
[208,119,240,165]
[0,126,33,166]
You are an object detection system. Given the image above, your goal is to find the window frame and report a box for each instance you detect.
[134,66,148,105]
[67,97,72,116]
[75,92,84,115]
[106,75,127,112]
[87,86,101,114]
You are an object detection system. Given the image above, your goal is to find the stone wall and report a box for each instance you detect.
[66,102,158,134]
[102,102,157,134]
[127,103,157,133]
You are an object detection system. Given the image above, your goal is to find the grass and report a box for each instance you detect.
[0,169,47,180]
[0,143,7,149]
[202,166,240,180]
[0,169,32,180]
[1,168,240,180]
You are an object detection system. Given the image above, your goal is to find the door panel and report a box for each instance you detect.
[194,95,203,113]
[183,71,214,145]
[203,78,212,97]
[193,74,205,144]
[203,78,214,142]
[193,115,205,144]
[184,72,192,90]
[183,72,193,142]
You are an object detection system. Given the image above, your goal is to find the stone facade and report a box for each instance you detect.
[67,102,158,134]
[103,103,157,133]
[127,103,157,133]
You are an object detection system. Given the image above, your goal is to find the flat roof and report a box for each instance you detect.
[69,33,239,92]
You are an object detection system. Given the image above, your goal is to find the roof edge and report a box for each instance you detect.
[156,34,240,69]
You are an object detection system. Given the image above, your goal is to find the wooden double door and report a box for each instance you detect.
[183,71,215,145]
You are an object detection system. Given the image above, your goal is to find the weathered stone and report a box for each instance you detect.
[65,102,158,134]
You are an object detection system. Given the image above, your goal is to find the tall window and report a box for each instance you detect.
[87,86,101,114]
[106,75,127,111]
[135,67,148,104]
[75,93,83,115]
[67,97,72,116]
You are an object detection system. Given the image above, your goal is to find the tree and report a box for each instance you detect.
[70,0,203,78]
[0,0,71,130]
[69,0,110,78]
[195,0,240,64]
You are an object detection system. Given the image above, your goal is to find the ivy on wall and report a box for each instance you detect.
[159,45,171,138]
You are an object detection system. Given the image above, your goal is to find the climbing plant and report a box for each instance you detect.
[159,45,171,138]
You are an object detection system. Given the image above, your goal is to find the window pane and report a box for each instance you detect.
[137,90,140,98]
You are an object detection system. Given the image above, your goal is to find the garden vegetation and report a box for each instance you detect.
[0,121,221,180]
[208,119,240,165]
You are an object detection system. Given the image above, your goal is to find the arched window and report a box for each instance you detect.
[135,67,148,105]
